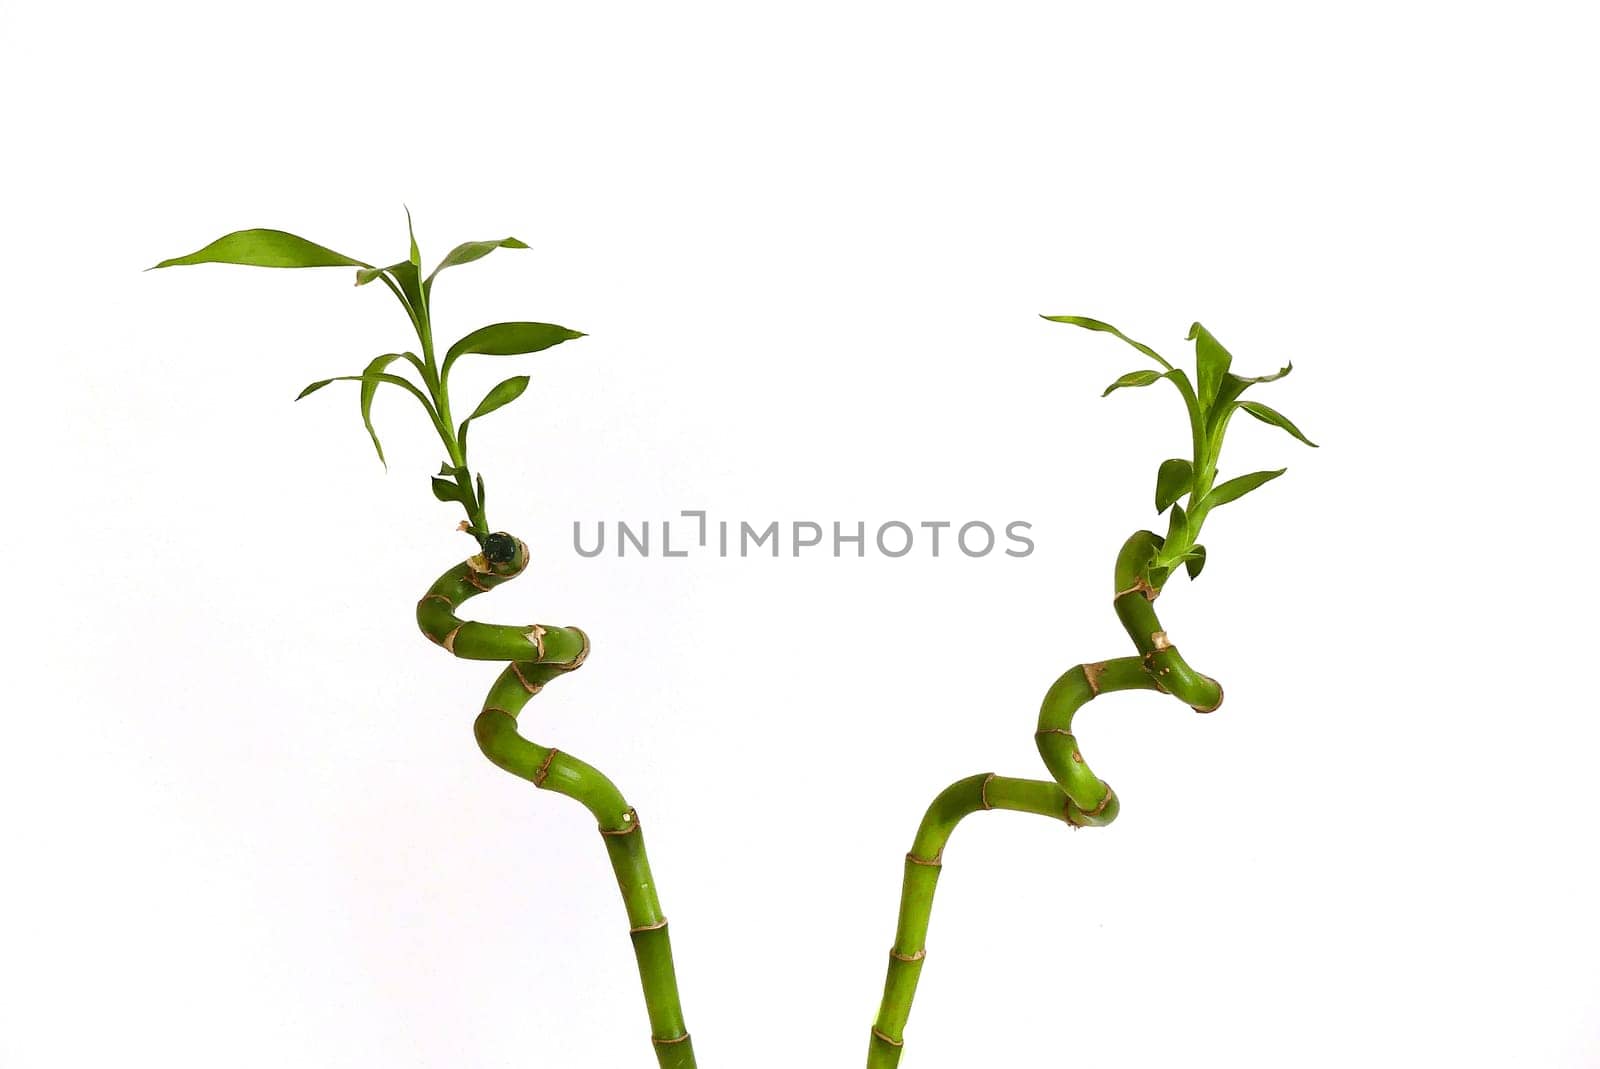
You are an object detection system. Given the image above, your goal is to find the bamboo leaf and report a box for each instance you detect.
[1203,467,1287,509]
[152,228,368,270]
[356,353,420,468]
[1184,545,1207,580]
[1187,323,1233,412]
[470,375,530,421]
[476,473,486,514]
[1237,401,1318,447]
[425,237,528,286]
[404,206,421,267]
[1155,458,1193,513]
[443,322,584,379]
[1234,364,1292,385]
[446,322,585,362]
[457,375,531,457]
[1102,369,1163,396]
[1041,315,1173,370]
[1165,502,1190,549]
[431,476,466,503]
[1209,363,1294,427]
[294,370,438,441]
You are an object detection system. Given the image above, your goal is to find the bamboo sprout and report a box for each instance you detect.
[153,217,695,1068]
[865,317,1313,1067]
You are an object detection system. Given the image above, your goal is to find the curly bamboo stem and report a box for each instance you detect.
[418,536,697,1069]
[865,529,1221,1067]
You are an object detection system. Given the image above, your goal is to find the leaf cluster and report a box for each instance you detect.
[1042,315,1317,581]
[153,212,584,538]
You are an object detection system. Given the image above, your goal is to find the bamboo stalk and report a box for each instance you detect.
[422,536,697,1068]
[865,529,1222,1066]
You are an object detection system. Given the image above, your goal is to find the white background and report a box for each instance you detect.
[3,2,1597,1066]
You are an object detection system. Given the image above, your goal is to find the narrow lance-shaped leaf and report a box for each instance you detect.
[425,237,529,290]
[457,375,531,456]
[1184,545,1207,580]
[1041,315,1173,370]
[1209,363,1293,431]
[152,229,369,270]
[1188,322,1233,413]
[476,473,486,517]
[295,370,440,438]
[443,321,585,378]
[1237,400,1318,447]
[357,353,420,468]
[1202,467,1287,509]
[1102,369,1163,396]
[1155,458,1193,513]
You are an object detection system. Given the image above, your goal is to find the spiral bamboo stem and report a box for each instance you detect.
[865,529,1220,1067]
[417,536,697,1069]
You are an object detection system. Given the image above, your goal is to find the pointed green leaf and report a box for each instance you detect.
[357,353,420,468]
[457,375,531,457]
[404,206,421,267]
[1209,363,1294,429]
[1155,458,1193,513]
[1203,467,1287,509]
[1234,363,1292,386]
[1187,323,1233,412]
[1042,315,1173,370]
[1184,545,1207,580]
[1165,502,1190,549]
[1102,369,1163,396]
[425,237,529,286]
[1237,401,1318,447]
[153,228,368,270]
[293,371,437,436]
[446,322,584,361]
[442,322,585,378]
[468,375,531,421]
[431,476,466,504]
[476,473,486,515]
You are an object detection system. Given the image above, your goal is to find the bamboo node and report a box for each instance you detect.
[441,624,464,654]
[600,809,640,836]
[543,626,591,672]
[872,1028,904,1048]
[905,850,942,867]
[533,747,559,787]
[630,918,669,934]
[1082,661,1106,695]
[525,624,547,658]
[1063,797,1086,827]
[890,947,926,962]
[652,1032,691,1047]
[1150,630,1172,650]
[1114,575,1160,601]
[509,661,544,695]
[419,593,454,609]
[980,773,996,811]
[462,568,491,593]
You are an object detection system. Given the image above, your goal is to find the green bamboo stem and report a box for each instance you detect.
[865,529,1220,1067]
[418,536,697,1069]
